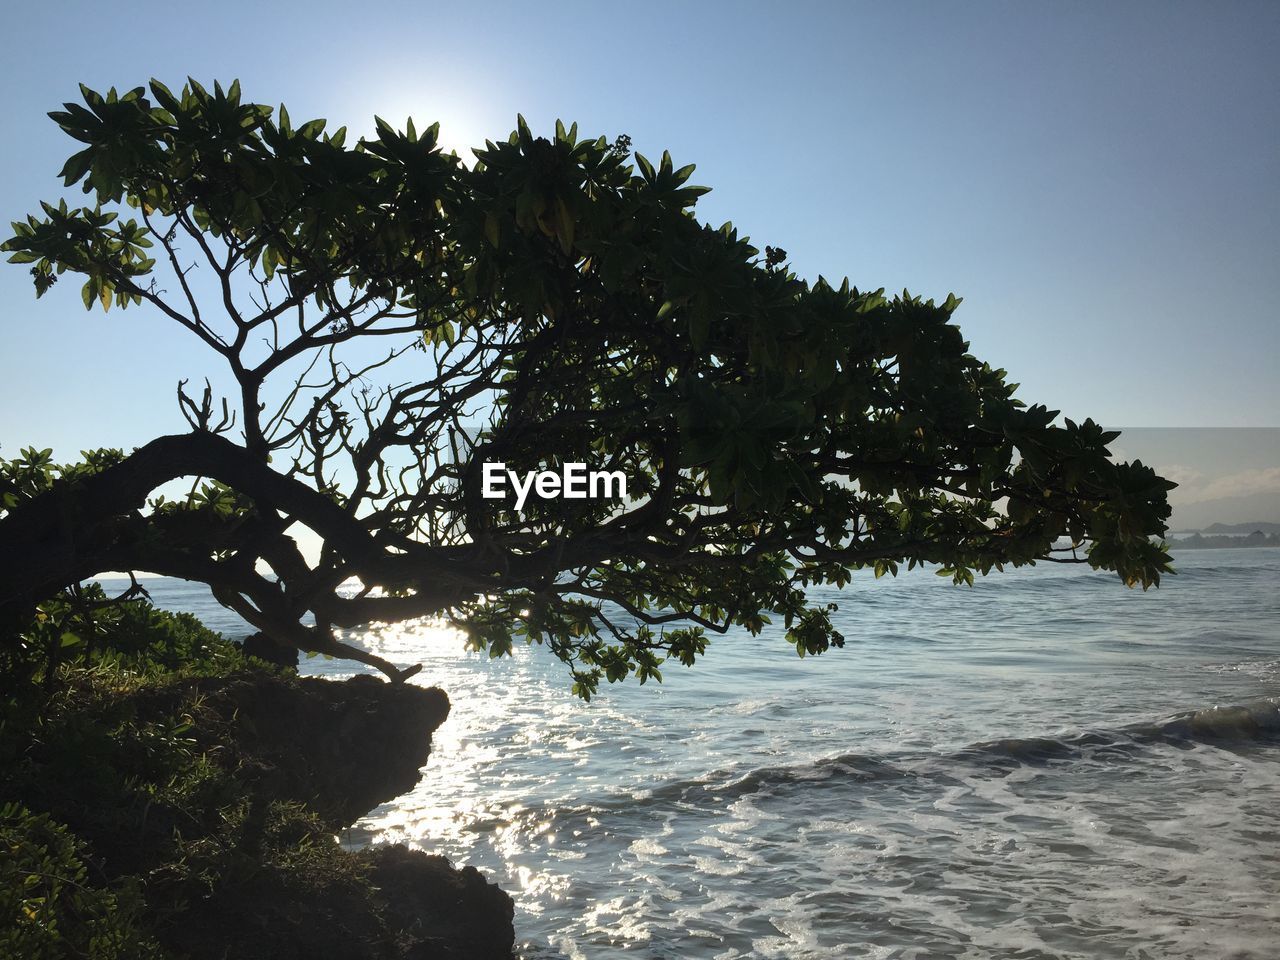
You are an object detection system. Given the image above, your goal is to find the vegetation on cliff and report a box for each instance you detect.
[0,597,513,959]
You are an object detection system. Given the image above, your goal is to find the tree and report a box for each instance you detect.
[1,80,1174,696]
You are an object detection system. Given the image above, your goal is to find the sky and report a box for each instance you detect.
[1,0,1277,468]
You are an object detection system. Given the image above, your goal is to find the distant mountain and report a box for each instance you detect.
[1167,490,1280,532]
[1171,530,1280,550]
[1201,521,1280,535]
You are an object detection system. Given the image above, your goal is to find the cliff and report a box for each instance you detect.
[2,669,516,960]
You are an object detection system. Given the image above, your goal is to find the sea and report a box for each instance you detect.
[109,547,1280,960]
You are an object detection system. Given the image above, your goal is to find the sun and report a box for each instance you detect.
[338,75,512,166]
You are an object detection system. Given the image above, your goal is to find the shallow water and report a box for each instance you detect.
[120,548,1280,959]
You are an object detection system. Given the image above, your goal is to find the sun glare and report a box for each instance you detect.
[341,78,509,166]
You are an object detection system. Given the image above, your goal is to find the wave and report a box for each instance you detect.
[1136,697,1280,741]
[592,697,1280,813]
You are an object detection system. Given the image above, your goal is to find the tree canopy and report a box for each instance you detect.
[1,80,1174,695]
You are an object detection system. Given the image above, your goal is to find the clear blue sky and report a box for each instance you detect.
[2,0,1277,461]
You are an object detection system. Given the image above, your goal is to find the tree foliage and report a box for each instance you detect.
[1,79,1174,695]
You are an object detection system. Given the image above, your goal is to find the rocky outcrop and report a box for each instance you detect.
[157,672,517,957]
[135,670,453,827]
[365,844,517,960]
[170,839,516,960]
[12,669,516,960]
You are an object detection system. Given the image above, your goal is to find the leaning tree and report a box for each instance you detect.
[0,80,1173,694]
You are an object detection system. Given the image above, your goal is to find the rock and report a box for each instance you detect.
[127,670,450,828]
[217,672,446,827]
[365,844,516,960]
[238,630,301,668]
[119,671,516,958]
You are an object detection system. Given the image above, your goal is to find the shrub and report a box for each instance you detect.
[0,802,164,959]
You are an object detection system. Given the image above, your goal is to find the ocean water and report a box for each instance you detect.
[116,548,1280,959]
